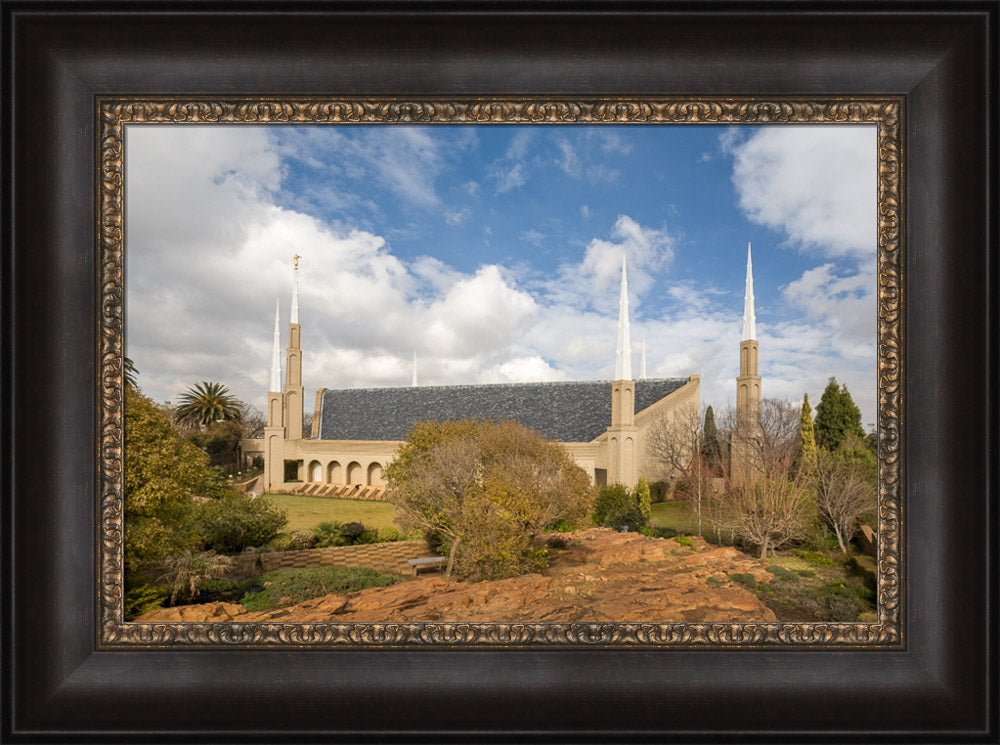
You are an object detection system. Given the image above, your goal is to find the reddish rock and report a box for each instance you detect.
[138,528,777,624]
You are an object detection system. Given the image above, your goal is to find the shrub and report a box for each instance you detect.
[376,525,402,542]
[674,534,694,548]
[267,534,295,552]
[634,478,652,524]
[240,566,404,611]
[729,573,758,591]
[792,549,838,567]
[198,492,287,554]
[197,577,256,603]
[649,481,670,503]
[765,565,797,582]
[157,550,233,605]
[288,530,317,550]
[124,583,168,621]
[592,484,647,531]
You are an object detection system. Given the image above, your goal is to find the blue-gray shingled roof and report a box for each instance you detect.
[316,378,689,443]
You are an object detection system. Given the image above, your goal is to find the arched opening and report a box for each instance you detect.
[347,461,363,485]
[327,461,343,483]
[367,462,384,486]
[308,460,322,483]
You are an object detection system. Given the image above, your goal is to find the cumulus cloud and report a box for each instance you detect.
[478,356,570,384]
[718,125,878,423]
[545,215,677,315]
[724,125,877,258]
[125,124,877,429]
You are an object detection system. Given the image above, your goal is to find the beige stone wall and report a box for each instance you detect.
[634,374,701,483]
[253,374,700,492]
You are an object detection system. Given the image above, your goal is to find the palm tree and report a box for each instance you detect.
[124,356,139,389]
[174,381,242,428]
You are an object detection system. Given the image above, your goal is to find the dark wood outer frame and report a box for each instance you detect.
[2,2,996,741]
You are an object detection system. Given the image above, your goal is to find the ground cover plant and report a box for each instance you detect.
[239,566,405,611]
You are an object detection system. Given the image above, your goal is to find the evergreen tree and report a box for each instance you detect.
[814,378,865,451]
[700,405,721,469]
[794,393,819,478]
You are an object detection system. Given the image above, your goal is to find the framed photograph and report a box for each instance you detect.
[3,2,996,741]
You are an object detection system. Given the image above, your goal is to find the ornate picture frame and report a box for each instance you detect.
[4,3,995,741]
[99,96,903,648]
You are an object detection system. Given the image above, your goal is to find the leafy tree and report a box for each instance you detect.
[125,388,231,572]
[187,419,243,456]
[125,388,287,600]
[385,419,594,581]
[197,492,287,554]
[793,393,819,479]
[813,378,865,451]
[701,405,721,469]
[174,381,242,429]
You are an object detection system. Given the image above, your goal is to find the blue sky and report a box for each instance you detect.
[125,122,878,427]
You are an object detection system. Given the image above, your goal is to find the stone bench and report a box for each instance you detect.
[407,556,446,576]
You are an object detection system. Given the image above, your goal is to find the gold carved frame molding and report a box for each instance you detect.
[98,97,903,648]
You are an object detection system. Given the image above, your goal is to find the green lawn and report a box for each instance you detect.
[263,494,403,533]
[649,500,701,535]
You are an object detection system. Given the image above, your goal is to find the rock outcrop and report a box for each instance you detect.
[138,528,777,623]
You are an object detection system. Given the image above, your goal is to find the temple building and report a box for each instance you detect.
[244,252,709,494]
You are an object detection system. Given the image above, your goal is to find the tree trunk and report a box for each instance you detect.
[445,536,461,580]
[696,487,703,538]
[834,525,847,553]
[758,534,769,559]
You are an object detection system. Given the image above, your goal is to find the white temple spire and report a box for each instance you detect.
[269,298,282,392]
[411,350,418,387]
[615,253,633,380]
[640,336,648,379]
[290,253,301,324]
[742,242,757,341]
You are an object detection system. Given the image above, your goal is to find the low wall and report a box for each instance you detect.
[233,539,434,578]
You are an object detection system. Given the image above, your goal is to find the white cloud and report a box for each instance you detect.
[725,125,877,258]
[478,356,570,384]
[444,207,471,226]
[548,215,676,314]
[124,125,877,430]
[521,229,545,248]
[556,139,582,177]
[491,162,528,193]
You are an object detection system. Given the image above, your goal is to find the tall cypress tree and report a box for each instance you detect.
[701,405,721,469]
[814,377,865,450]
[794,393,819,478]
